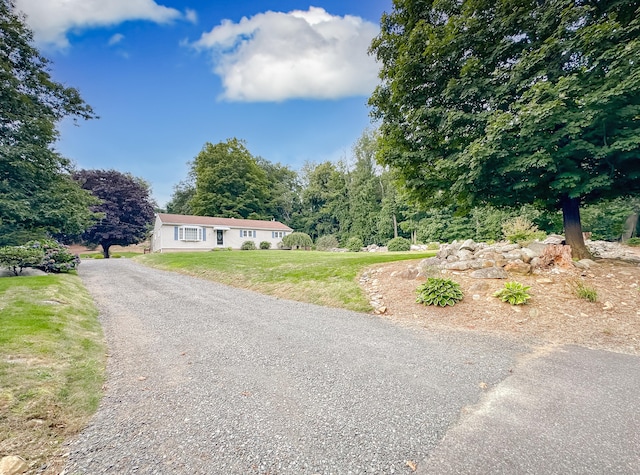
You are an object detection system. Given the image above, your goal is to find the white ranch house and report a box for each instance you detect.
[151,213,293,252]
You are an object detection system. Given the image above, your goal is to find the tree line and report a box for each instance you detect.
[164,133,639,247]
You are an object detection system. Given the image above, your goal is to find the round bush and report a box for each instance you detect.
[315,235,339,251]
[260,241,271,250]
[241,240,257,250]
[346,236,364,252]
[282,232,313,250]
[387,237,411,252]
[26,239,79,273]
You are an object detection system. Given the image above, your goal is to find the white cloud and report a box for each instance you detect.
[108,33,125,46]
[192,6,380,102]
[15,0,183,48]
[185,8,198,24]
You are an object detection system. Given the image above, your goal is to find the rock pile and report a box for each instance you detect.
[418,237,639,279]
[587,240,640,261]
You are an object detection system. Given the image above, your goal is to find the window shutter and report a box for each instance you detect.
[272,231,274,238]
[202,227,206,241]
[240,229,243,237]
[174,226,178,240]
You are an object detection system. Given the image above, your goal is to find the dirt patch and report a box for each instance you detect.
[363,252,640,355]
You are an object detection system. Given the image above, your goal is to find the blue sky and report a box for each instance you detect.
[15,0,392,206]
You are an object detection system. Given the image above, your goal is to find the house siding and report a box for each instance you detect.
[150,214,292,252]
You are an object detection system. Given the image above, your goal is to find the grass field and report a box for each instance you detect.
[138,250,435,312]
[0,274,105,472]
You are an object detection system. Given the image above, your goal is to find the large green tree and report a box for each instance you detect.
[347,129,385,245]
[299,161,349,241]
[0,0,97,244]
[369,0,640,258]
[189,139,272,219]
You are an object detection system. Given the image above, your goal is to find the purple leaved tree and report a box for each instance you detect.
[74,170,155,258]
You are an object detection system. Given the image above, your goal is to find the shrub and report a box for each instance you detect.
[502,216,546,245]
[426,242,440,250]
[27,239,80,273]
[346,236,364,252]
[282,232,313,250]
[570,279,598,302]
[315,235,339,251]
[387,237,411,251]
[0,245,45,275]
[259,241,271,250]
[416,278,463,306]
[241,241,257,250]
[626,237,640,247]
[493,281,532,305]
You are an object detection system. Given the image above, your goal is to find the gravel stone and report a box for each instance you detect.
[65,259,525,474]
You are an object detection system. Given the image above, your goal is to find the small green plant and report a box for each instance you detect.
[0,245,45,275]
[493,281,532,305]
[626,237,640,247]
[571,279,598,302]
[346,236,364,252]
[259,241,271,250]
[315,235,339,251]
[282,232,313,250]
[501,216,546,245]
[426,242,440,250]
[241,241,257,250]
[387,237,411,251]
[416,278,463,306]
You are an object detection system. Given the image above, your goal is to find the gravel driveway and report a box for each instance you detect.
[64,259,526,474]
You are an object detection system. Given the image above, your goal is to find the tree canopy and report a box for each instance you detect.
[369,0,640,258]
[0,0,97,244]
[189,139,272,219]
[73,170,155,258]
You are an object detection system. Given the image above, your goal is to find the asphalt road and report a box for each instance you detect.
[64,259,639,474]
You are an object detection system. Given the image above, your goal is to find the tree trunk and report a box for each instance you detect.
[102,243,111,259]
[561,195,591,259]
[392,214,398,238]
[622,213,639,241]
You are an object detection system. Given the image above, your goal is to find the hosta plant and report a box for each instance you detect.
[493,281,531,305]
[416,278,463,307]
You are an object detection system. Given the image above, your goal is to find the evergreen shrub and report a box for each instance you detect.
[241,241,257,250]
[346,236,364,252]
[387,237,411,251]
[315,235,339,251]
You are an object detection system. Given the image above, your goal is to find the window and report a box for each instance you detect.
[178,226,203,241]
[272,231,285,238]
[241,230,256,238]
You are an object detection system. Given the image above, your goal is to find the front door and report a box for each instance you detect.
[216,230,224,245]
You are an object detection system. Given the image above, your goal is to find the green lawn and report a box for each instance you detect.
[138,250,435,312]
[0,274,105,470]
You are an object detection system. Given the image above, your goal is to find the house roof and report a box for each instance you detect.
[156,213,293,231]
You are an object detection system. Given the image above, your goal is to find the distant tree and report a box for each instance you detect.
[369,0,640,259]
[299,161,349,241]
[256,157,301,225]
[166,179,195,215]
[189,139,271,219]
[347,129,384,245]
[0,0,97,244]
[74,170,155,258]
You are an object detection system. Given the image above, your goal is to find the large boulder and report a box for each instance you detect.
[504,260,532,275]
[470,267,508,279]
[0,456,28,475]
